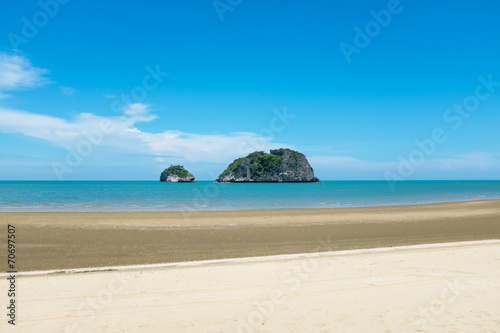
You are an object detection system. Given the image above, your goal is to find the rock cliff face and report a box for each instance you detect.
[216,148,320,183]
[160,165,196,183]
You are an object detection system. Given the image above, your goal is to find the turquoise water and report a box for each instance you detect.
[0,181,499,212]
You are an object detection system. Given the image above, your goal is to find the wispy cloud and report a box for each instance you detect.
[309,155,397,171]
[310,152,500,176]
[0,52,50,96]
[0,103,287,163]
[1,101,497,170]
[60,86,75,95]
[123,103,157,122]
[429,152,499,170]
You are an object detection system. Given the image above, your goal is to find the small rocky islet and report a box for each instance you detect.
[160,148,320,183]
[160,165,196,183]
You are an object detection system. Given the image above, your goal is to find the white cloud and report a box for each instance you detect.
[2,101,496,170]
[123,103,157,122]
[124,103,149,116]
[1,98,496,172]
[0,53,49,94]
[0,103,287,163]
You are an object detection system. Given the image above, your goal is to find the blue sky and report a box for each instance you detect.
[0,0,499,180]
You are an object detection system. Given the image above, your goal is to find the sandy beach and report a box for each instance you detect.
[0,240,499,332]
[1,200,500,271]
[0,200,499,331]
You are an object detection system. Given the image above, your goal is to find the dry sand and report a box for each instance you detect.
[1,200,500,271]
[0,240,499,332]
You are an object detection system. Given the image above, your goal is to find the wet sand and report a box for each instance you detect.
[1,200,500,272]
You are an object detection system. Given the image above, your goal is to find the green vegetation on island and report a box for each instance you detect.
[216,148,320,183]
[160,165,196,182]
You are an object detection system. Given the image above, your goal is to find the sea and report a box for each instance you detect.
[0,180,499,212]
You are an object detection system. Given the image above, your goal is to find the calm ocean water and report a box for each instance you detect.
[0,181,499,212]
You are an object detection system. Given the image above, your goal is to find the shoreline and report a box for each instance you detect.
[2,197,499,213]
[3,198,499,226]
[1,199,500,271]
[2,239,498,277]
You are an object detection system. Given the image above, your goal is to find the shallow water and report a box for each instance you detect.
[1,180,499,212]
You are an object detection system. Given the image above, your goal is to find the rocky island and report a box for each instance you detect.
[160,165,196,183]
[216,148,320,183]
